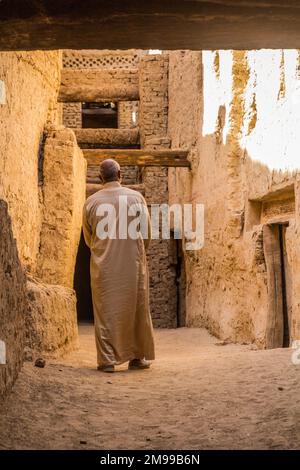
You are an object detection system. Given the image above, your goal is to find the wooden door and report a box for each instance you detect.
[281,225,292,347]
[263,224,284,348]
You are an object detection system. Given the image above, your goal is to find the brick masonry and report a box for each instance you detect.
[63,102,82,128]
[63,50,182,329]
[139,54,169,147]
[62,51,141,131]
[139,54,178,328]
[63,100,138,131]
[143,167,178,328]
[0,200,27,397]
[118,101,139,129]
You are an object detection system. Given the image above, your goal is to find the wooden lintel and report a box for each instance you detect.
[83,149,190,167]
[74,128,140,147]
[58,69,139,102]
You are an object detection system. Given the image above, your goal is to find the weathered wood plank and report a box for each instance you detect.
[263,224,284,349]
[1,1,300,51]
[83,149,190,167]
[86,183,145,198]
[74,128,139,148]
[58,69,139,102]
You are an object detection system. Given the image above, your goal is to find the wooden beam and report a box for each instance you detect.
[86,183,145,198]
[2,1,300,51]
[74,128,139,148]
[83,149,190,167]
[58,69,139,102]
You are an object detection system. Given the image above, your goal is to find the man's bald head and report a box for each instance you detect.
[99,159,121,183]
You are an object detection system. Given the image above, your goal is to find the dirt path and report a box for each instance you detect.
[1,325,300,449]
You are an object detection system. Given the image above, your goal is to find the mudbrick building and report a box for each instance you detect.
[1,45,300,397]
[62,50,183,329]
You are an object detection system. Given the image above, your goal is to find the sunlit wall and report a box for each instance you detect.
[203,49,300,171]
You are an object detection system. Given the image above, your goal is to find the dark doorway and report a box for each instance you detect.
[75,228,187,327]
[170,234,186,328]
[176,238,186,327]
[263,223,291,348]
[74,231,94,323]
[279,225,292,347]
[82,102,118,129]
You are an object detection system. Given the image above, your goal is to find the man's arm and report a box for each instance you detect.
[141,196,151,251]
[82,202,92,248]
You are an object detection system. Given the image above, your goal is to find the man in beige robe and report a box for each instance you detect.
[82,159,155,372]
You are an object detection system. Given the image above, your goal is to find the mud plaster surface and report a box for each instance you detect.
[0,325,299,450]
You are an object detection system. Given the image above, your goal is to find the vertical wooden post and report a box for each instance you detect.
[263,224,284,348]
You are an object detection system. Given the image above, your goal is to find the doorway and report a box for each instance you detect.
[82,102,118,129]
[169,234,187,328]
[263,223,291,348]
[73,231,94,323]
[175,238,186,328]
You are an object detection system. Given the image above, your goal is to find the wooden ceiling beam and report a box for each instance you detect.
[83,149,190,167]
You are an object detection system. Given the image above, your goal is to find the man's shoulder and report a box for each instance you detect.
[85,186,146,208]
[85,189,106,208]
[121,186,145,200]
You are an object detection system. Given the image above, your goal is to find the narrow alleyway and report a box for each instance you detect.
[0,326,299,450]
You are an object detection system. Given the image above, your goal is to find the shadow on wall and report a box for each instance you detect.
[74,231,94,323]
[0,200,26,397]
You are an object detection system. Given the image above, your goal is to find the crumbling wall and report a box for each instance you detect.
[36,127,87,288]
[0,51,88,389]
[26,278,78,358]
[0,51,62,272]
[285,177,300,341]
[168,49,300,347]
[0,51,68,395]
[28,125,85,357]
[168,50,268,345]
[0,200,27,397]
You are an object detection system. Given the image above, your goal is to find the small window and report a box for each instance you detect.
[82,102,118,128]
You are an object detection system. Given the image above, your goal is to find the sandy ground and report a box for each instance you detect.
[0,325,300,450]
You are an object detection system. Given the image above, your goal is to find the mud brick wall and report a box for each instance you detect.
[63,102,82,128]
[0,51,62,271]
[118,101,139,129]
[36,127,86,288]
[143,166,178,328]
[0,200,27,397]
[139,54,178,328]
[63,100,139,131]
[167,49,300,347]
[26,277,78,359]
[139,54,169,147]
[86,165,138,184]
[62,50,142,131]
[63,50,144,70]
[62,50,178,328]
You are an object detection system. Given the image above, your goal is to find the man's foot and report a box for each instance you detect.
[97,364,115,373]
[128,359,151,370]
